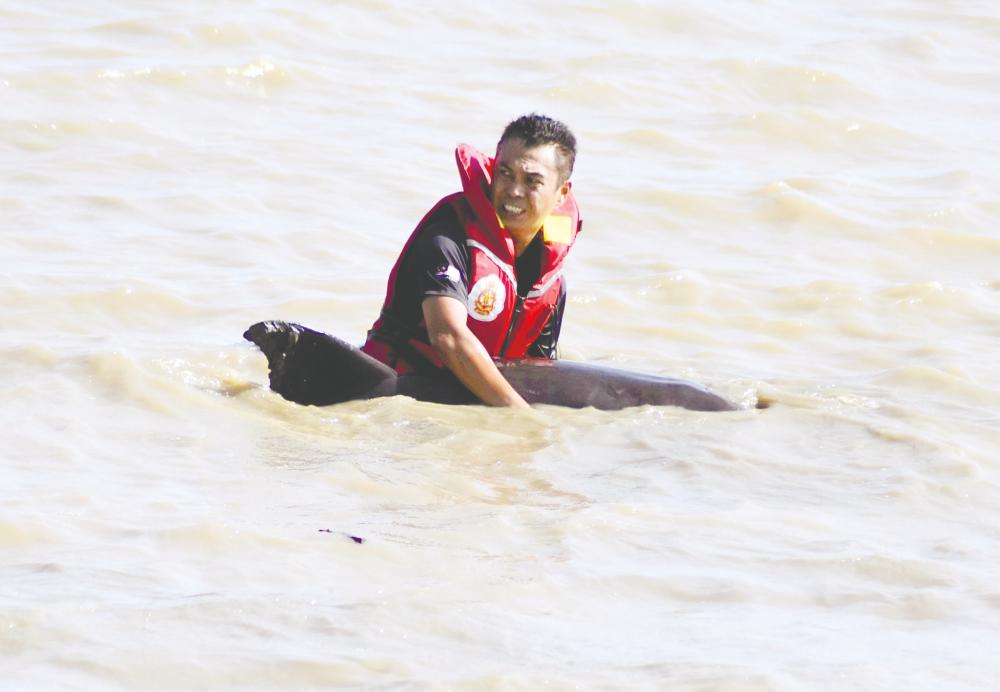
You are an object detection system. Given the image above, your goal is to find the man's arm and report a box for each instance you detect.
[422,295,530,408]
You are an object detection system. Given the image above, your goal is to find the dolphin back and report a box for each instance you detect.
[497,359,736,411]
[243,321,398,405]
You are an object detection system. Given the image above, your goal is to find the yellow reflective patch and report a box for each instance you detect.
[542,215,572,244]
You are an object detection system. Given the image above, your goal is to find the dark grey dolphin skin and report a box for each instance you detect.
[244,320,737,412]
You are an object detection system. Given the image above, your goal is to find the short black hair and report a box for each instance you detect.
[498,113,577,182]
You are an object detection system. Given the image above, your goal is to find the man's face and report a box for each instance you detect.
[490,138,570,240]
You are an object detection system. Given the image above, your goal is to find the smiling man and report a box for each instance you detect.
[361,114,581,407]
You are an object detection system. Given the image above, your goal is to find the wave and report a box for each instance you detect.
[732,108,922,154]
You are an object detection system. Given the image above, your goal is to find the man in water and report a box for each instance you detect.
[362,114,581,408]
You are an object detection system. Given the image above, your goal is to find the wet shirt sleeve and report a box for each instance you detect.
[410,232,470,305]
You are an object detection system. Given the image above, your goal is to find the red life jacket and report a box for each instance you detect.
[362,144,581,374]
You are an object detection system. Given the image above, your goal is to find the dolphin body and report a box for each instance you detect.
[243,320,737,412]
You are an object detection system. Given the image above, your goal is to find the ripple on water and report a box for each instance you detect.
[0,521,54,549]
[155,522,295,553]
[753,179,863,231]
[873,364,1000,407]
[712,58,876,106]
[96,59,297,94]
[896,225,1000,259]
[731,108,923,155]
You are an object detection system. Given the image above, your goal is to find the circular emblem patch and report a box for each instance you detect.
[467,275,506,322]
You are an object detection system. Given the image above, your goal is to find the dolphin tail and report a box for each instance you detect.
[243,320,398,405]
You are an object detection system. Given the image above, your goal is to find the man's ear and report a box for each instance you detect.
[558,180,572,203]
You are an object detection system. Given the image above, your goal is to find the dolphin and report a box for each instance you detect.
[243,320,737,412]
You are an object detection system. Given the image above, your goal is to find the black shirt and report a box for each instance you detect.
[386,204,565,359]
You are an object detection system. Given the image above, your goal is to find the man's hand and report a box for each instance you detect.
[422,295,530,408]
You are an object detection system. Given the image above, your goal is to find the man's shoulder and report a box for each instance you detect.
[418,199,467,247]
